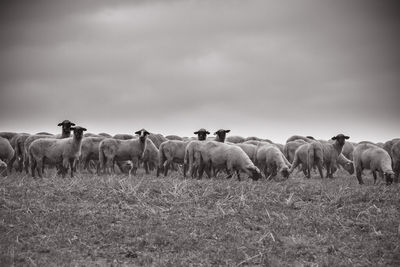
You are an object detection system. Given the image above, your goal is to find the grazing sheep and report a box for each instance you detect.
[99,129,150,175]
[194,128,210,141]
[113,134,135,140]
[390,140,400,182]
[289,141,324,179]
[353,142,395,185]
[199,141,261,180]
[319,134,350,178]
[342,141,355,160]
[157,140,189,177]
[286,135,315,143]
[0,132,18,141]
[226,135,245,144]
[335,153,355,175]
[383,138,400,158]
[55,120,76,139]
[29,126,87,178]
[214,129,230,142]
[165,135,183,141]
[256,144,291,180]
[283,139,307,163]
[0,137,15,176]
[148,133,168,149]
[98,133,112,138]
[235,143,258,164]
[80,136,106,174]
[142,138,159,174]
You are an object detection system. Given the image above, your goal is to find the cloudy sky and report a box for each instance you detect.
[0,0,399,143]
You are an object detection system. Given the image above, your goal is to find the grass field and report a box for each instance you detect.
[1,170,399,266]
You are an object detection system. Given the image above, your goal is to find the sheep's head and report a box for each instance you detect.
[71,126,87,140]
[194,128,210,141]
[247,165,261,181]
[331,134,350,146]
[384,171,395,185]
[135,129,150,142]
[343,161,354,175]
[214,129,230,142]
[58,120,76,136]
[280,166,290,178]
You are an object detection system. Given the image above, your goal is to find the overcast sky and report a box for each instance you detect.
[0,0,399,143]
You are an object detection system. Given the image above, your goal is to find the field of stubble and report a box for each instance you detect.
[1,169,399,266]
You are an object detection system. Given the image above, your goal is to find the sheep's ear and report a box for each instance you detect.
[194,131,199,134]
[345,136,350,139]
[134,130,141,135]
[225,130,231,133]
[331,136,337,140]
[70,127,75,131]
[57,122,63,126]
[82,128,87,132]
[70,122,76,126]
[144,131,150,135]
[206,131,210,134]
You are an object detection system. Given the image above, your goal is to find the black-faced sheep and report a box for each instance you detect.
[319,134,350,178]
[256,143,291,180]
[198,141,261,180]
[214,129,230,142]
[157,140,189,177]
[55,120,76,139]
[99,129,150,176]
[0,137,15,176]
[353,142,394,185]
[29,126,87,178]
[194,128,210,141]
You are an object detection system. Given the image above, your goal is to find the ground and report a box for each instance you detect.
[0,170,399,266]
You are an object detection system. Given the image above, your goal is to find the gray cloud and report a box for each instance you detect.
[1,0,399,142]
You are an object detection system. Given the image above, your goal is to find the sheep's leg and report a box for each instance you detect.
[144,161,150,174]
[37,159,43,178]
[69,158,75,178]
[372,171,377,184]
[183,163,187,178]
[30,159,36,178]
[163,160,170,176]
[356,168,364,185]
[131,158,139,176]
[236,171,241,181]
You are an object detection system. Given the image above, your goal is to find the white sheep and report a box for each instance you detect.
[256,143,291,180]
[341,141,355,160]
[29,126,87,178]
[8,133,29,173]
[289,141,324,179]
[286,135,315,143]
[198,141,261,180]
[99,129,150,176]
[235,143,258,164]
[390,140,400,183]
[283,139,307,163]
[23,134,55,173]
[157,140,189,177]
[319,134,350,178]
[0,137,15,176]
[353,142,395,184]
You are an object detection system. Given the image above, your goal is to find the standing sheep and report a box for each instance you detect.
[194,128,210,141]
[0,137,15,176]
[283,139,307,163]
[80,136,106,174]
[157,140,189,177]
[286,135,315,143]
[99,129,150,176]
[8,133,29,172]
[55,120,76,139]
[142,138,159,174]
[353,142,394,185]
[289,141,324,179]
[148,133,168,149]
[199,141,261,180]
[214,129,230,142]
[319,134,350,178]
[29,126,87,178]
[256,144,291,180]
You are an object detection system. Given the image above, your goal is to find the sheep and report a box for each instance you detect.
[286,135,315,143]
[99,129,150,176]
[274,143,285,154]
[29,126,87,178]
[23,134,55,173]
[214,129,230,142]
[113,134,135,140]
[353,142,395,185]
[80,136,106,174]
[235,143,258,164]
[283,139,307,163]
[319,134,350,178]
[198,141,261,180]
[165,135,183,141]
[194,128,210,141]
[289,141,324,179]
[383,138,400,158]
[256,143,291,180]
[0,132,18,141]
[391,140,400,182]
[226,135,245,144]
[0,137,15,176]
[157,140,189,177]
[148,133,168,149]
[342,141,355,160]
[335,153,355,175]
[142,138,159,174]
[8,133,29,172]
[55,120,76,139]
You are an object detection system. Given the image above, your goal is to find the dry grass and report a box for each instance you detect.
[1,169,399,266]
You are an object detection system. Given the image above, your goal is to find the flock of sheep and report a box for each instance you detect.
[0,120,399,185]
